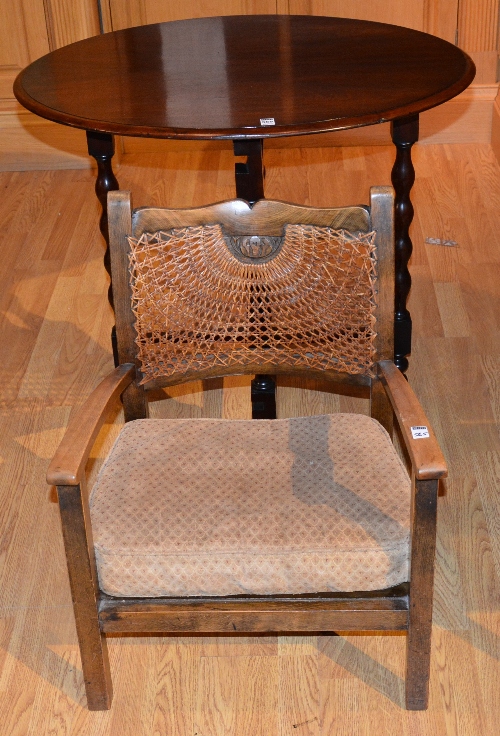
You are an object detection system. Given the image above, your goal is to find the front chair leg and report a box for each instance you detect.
[405,478,438,709]
[57,483,112,710]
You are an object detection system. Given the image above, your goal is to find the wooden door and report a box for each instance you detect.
[0,0,49,103]
[1,0,100,109]
[286,0,458,42]
[107,1,279,30]
[1,0,101,170]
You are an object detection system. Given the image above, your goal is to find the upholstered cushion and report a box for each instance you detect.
[90,414,411,598]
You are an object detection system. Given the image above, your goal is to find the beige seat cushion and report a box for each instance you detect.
[90,414,411,598]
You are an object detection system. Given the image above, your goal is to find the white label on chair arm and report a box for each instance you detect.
[411,426,430,439]
[260,117,276,126]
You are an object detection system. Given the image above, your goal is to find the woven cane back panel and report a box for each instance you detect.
[128,224,378,385]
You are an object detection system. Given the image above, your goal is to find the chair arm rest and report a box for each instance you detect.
[46,364,135,487]
[378,360,447,480]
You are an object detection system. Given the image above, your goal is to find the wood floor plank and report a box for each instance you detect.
[152,639,199,736]
[433,283,471,338]
[435,627,490,736]
[195,655,279,736]
[277,377,342,419]
[407,265,444,339]
[279,653,319,735]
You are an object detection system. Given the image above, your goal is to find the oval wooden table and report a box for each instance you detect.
[14,14,475,376]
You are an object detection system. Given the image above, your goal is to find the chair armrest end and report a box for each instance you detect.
[378,360,447,480]
[47,363,135,486]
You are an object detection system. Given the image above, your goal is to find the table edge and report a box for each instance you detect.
[13,22,476,141]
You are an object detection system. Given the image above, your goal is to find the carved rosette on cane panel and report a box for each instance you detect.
[225,235,283,263]
[391,116,419,374]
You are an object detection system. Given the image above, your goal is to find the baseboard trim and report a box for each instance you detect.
[0,106,91,171]
[491,90,500,167]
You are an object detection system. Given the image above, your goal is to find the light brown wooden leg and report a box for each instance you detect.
[57,482,113,710]
[122,382,149,422]
[405,478,438,710]
[370,375,393,437]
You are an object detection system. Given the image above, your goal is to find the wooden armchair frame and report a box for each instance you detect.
[47,188,446,711]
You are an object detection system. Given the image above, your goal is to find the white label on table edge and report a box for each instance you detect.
[260,117,275,126]
[411,426,430,439]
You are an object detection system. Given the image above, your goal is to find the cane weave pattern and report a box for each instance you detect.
[128,224,377,384]
[90,414,411,598]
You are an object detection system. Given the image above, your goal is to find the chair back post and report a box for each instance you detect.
[108,190,148,421]
[370,186,395,435]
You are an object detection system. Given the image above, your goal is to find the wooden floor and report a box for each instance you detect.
[1,143,500,734]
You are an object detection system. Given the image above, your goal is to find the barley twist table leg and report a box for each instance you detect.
[391,115,419,374]
[86,130,120,365]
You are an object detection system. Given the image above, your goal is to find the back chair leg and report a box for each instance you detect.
[57,484,113,710]
[405,478,439,709]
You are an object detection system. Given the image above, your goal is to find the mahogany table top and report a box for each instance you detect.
[14,15,475,140]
